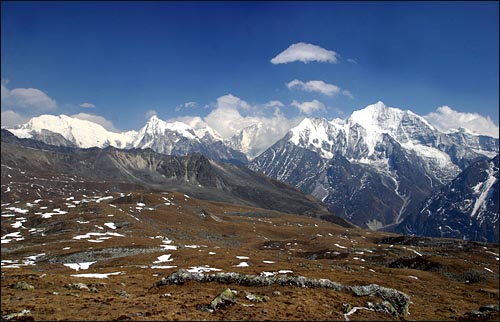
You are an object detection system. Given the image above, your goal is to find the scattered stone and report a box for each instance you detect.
[210,288,238,311]
[65,283,90,291]
[115,290,129,298]
[196,304,214,313]
[159,293,172,298]
[272,291,282,296]
[245,291,269,302]
[262,309,268,314]
[2,309,33,321]
[343,303,353,314]
[349,284,410,316]
[11,281,34,290]
[460,310,492,321]
[479,304,499,312]
[463,269,488,284]
[154,270,411,316]
[366,301,399,317]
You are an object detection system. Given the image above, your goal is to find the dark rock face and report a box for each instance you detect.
[1,131,344,222]
[397,155,499,243]
[250,134,439,230]
[249,106,498,242]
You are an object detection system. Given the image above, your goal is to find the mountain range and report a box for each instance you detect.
[1,128,346,226]
[250,102,498,241]
[7,114,248,165]
[4,101,499,242]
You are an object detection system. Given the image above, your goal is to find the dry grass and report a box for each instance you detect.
[2,190,499,321]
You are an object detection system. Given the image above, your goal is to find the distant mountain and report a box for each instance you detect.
[7,114,247,164]
[225,123,286,160]
[225,123,263,160]
[250,102,498,235]
[397,155,499,243]
[8,114,137,149]
[130,115,247,164]
[1,129,347,224]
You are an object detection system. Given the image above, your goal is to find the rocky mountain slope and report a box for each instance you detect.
[249,102,498,239]
[1,129,339,223]
[130,115,247,164]
[398,155,499,242]
[7,114,247,164]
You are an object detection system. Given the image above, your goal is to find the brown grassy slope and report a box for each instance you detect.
[1,190,499,321]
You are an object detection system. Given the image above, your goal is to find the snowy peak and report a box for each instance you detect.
[8,114,134,149]
[139,115,223,143]
[194,126,223,143]
[140,115,197,140]
[349,101,403,134]
[348,101,435,138]
[289,118,339,159]
[7,114,246,164]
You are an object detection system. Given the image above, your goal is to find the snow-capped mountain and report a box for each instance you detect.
[225,122,287,160]
[250,101,499,234]
[225,123,264,160]
[7,114,247,164]
[8,114,137,149]
[131,115,247,164]
[397,155,499,243]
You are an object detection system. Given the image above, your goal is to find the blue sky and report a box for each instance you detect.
[1,1,499,137]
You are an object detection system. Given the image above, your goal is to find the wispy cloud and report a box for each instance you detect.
[145,109,157,119]
[1,80,56,110]
[291,99,326,115]
[175,101,198,112]
[424,105,499,138]
[342,90,354,99]
[79,102,96,108]
[346,58,358,64]
[271,42,339,64]
[287,79,352,98]
[264,100,285,108]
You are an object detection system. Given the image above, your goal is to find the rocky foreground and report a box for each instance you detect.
[1,188,499,321]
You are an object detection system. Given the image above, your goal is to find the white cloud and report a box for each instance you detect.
[291,99,326,115]
[347,58,358,64]
[342,90,354,99]
[145,109,157,119]
[264,100,285,108]
[175,101,198,112]
[79,102,96,108]
[172,116,208,130]
[71,113,121,133]
[1,81,56,110]
[271,42,339,64]
[286,79,353,98]
[200,94,302,158]
[1,110,29,128]
[216,94,251,110]
[424,106,499,138]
